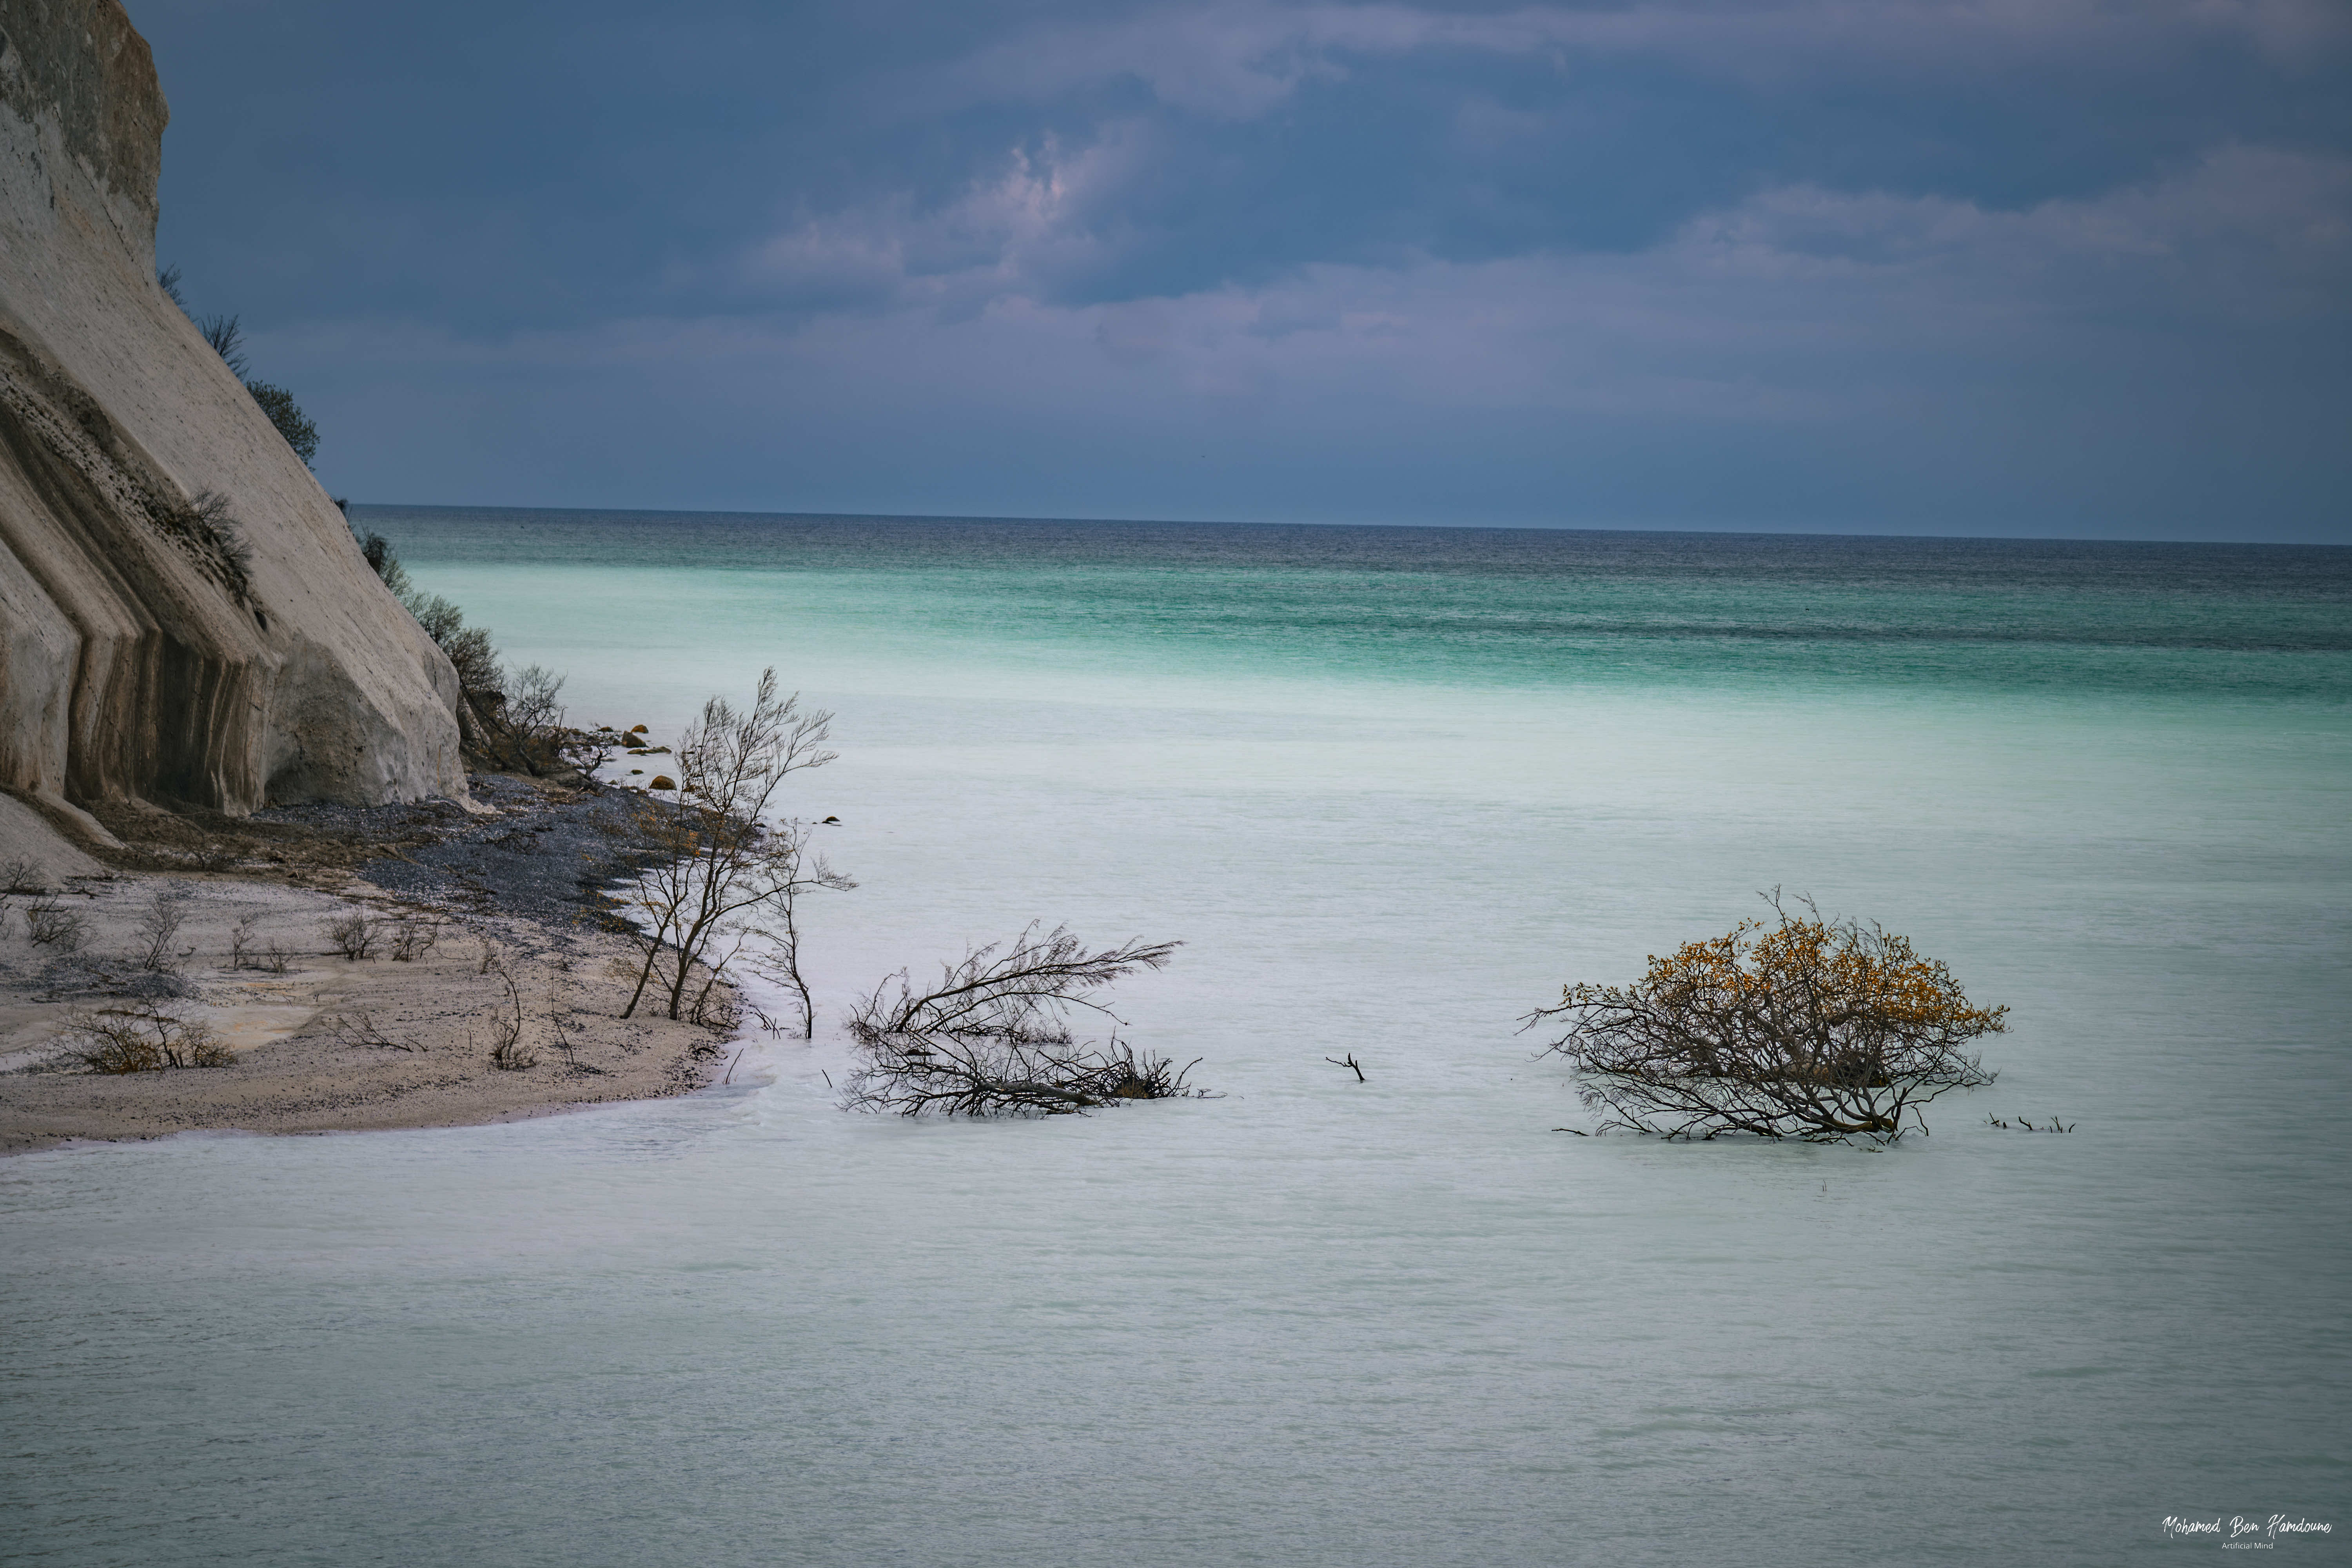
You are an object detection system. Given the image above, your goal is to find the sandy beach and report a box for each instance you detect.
[0,776,736,1155]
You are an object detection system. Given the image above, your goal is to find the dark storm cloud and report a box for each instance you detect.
[133,1,2352,538]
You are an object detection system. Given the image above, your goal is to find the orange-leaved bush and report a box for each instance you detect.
[1526,894,2006,1144]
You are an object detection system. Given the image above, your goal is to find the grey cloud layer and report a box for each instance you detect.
[138,0,2352,535]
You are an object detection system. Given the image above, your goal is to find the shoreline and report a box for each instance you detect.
[0,775,738,1156]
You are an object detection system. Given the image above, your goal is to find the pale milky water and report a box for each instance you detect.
[5,514,2348,1566]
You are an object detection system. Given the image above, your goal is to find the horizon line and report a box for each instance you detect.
[345,501,2351,552]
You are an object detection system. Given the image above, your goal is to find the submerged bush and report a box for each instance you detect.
[1525,893,2006,1145]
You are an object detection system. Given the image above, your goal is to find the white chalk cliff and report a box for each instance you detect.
[0,0,465,844]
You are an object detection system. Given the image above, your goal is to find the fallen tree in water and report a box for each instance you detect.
[840,925,1201,1116]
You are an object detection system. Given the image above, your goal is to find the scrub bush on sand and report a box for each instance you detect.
[1524,893,2006,1145]
[25,895,85,949]
[67,1004,236,1073]
[840,924,1204,1117]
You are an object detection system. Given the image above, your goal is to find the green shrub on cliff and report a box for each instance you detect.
[244,381,318,466]
[160,269,321,468]
[407,592,504,703]
[356,530,414,599]
[347,526,491,693]
[347,525,594,779]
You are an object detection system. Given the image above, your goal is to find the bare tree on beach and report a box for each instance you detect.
[617,670,848,1022]
[840,925,1202,1116]
[740,824,857,1038]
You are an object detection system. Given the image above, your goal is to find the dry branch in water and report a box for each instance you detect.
[840,925,1201,1116]
[1523,892,2006,1145]
[1989,1114,2074,1132]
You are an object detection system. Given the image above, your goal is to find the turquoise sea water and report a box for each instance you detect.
[5,511,2348,1565]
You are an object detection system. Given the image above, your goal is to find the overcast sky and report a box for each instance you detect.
[136,1,2350,541]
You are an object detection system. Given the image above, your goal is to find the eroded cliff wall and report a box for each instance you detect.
[0,0,465,839]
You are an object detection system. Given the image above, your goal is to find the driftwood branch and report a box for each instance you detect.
[326,1010,420,1053]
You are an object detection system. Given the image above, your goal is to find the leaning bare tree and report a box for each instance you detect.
[738,821,856,1038]
[840,925,1200,1116]
[617,669,848,1021]
[1524,893,2007,1144]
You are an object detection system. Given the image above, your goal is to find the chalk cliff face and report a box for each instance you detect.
[0,0,465,840]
